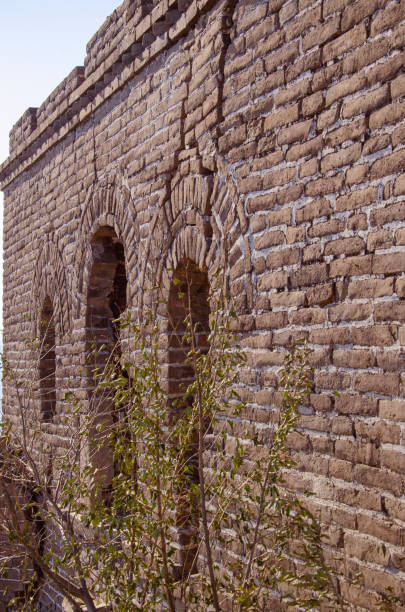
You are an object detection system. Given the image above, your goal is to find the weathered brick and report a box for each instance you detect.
[302,15,340,51]
[373,252,405,275]
[329,302,371,322]
[342,84,389,119]
[302,91,324,117]
[275,77,311,108]
[254,230,284,250]
[290,263,329,287]
[336,186,378,212]
[330,254,372,277]
[353,372,400,396]
[321,143,361,173]
[263,166,296,189]
[324,24,367,62]
[371,0,405,36]
[325,236,365,257]
[325,118,366,148]
[348,278,394,299]
[375,301,405,323]
[379,400,405,421]
[305,173,344,197]
[370,101,405,130]
[296,198,332,223]
[264,103,299,132]
[264,41,300,74]
[343,37,391,75]
[286,135,323,162]
[277,118,312,145]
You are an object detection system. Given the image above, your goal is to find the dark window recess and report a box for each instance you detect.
[86,226,128,501]
[167,258,210,579]
[39,296,56,422]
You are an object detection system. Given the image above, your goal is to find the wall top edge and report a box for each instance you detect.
[1,0,203,188]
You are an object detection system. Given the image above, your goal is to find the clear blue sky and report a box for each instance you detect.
[0,0,121,329]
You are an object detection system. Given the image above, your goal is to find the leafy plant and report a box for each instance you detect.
[0,286,399,610]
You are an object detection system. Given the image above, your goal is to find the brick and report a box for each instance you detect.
[394,173,405,195]
[264,103,299,132]
[306,283,334,306]
[325,236,365,257]
[317,106,339,131]
[290,263,329,287]
[324,24,367,62]
[342,84,389,119]
[353,325,396,347]
[370,101,405,130]
[308,219,345,238]
[257,270,288,291]
[333,349,374,369]
[302,91,324,118]
[275,77,311,108]
[370,202,405,226]
[355,465,403,496]
[357,512,405,544]
[264,41,300,74]
[296,198,332,223]
[347,213,368,231]
[255,312,288,330]
[302,15,340,51]
[266,247,299,269]
[343,37,391,74]
[336,186,378,212]
[330,254,372,277]
[353,372,400,396]
[375,301,405,322]
[286,49,321,82]
[335,394,378,416]
[348,278,394,299]
[321,143,361,173]
[286,135,323,162]
[367,50,405,88]
[379,400,405,421]
[277,118,312,145]
[254,230,284,250]
[329,302,371,322]
[270,290,306,308]
[373,252,405,275]
[285,5,322,41]
[346,163,368,186]
[305,173,344,197]
[263,166,296,189]
[342,0,383,31]
[325,118,366,148]
[362,134,390,156]
[268,208,292,226]
[371,0,405,36]
[316,370,351,390]
[367,229,393,252]
[299,158,318,178]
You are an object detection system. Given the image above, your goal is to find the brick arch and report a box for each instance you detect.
[75,174,139,318]
[140,169,253,315]
[31,237,71,337]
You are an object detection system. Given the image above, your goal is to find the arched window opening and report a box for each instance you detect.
[86,226,128,501]
[168,259,210,578]
[39,296,56,422]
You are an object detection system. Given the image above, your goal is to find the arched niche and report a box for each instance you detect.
[85,225,128,500]
[39,296,56,422]
[167,258,210,578]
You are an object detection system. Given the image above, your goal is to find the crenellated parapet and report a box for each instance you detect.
[1,0,211,187]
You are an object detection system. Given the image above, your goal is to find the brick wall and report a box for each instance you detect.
[1,0,405,608]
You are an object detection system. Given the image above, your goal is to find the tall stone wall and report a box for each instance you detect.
[1,0,405,608]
